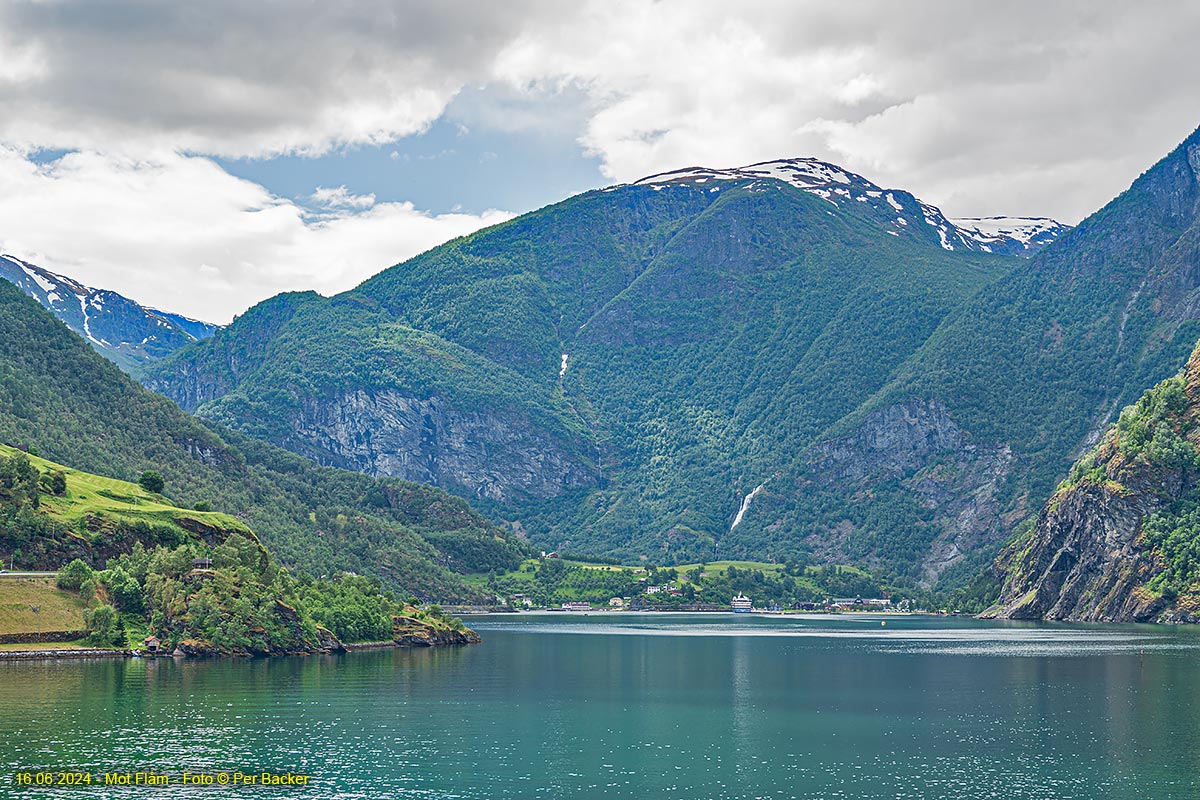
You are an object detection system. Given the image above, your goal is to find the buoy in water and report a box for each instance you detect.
[881,620,886,627]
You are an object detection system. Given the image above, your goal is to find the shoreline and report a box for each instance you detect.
[0,647,132,661]
[463,608,920,617]
[0,631,481,662]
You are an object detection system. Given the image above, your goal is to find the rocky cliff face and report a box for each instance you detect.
[984,479,1171,622]
[985,343,1200,622]
[270,389,597,503]
[804,399,1014,585]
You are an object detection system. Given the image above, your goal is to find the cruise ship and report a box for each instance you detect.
[731,594,753,613]
[560,601,591,611]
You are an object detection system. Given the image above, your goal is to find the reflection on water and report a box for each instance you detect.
[2,614,1197,799]
[481,612,1200,658]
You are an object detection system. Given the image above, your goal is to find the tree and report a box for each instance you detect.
[102,566,144,614]
[56,558,93,591]
[138,470,165,494]
[83,603,125,647]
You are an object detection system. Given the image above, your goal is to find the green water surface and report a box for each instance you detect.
[3,613,1199,798]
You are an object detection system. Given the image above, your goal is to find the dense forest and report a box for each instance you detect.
[56,543,470,654]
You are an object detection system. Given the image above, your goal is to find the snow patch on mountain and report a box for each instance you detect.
[632,159,1069,257]
[20,262,57,294]
[0,253,221,369]
[950,216,1070,254]
[77,292,99,344]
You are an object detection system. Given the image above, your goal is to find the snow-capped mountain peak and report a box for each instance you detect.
[0,254,220,370]
[635,158,873,202]
[631,159,1069,257]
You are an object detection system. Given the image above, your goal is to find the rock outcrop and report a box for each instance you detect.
[983,479,1172,622]
[805,399,1013,584]
[985,343,1200,622]
[391,627,481,647]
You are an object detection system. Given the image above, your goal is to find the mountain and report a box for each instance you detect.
[0,254,219,371]
[146,155,1066,579]
[634,159,1069,257]
[770,124,1200,587]
[984,340,1200,622]
[17,119,1200,604]
[0,278,527,600]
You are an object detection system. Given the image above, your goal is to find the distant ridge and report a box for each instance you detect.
[0,254,219,371]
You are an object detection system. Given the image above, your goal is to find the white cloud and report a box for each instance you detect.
[486,1,1200,222]
[0,34,46,84]
[4,2,1197,220]
[0,1,567,158]
[310,186,376,210]
[0,148,511,323]
[1,0,1200,325]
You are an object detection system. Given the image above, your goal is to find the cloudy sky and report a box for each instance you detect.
[1,1,1198,323]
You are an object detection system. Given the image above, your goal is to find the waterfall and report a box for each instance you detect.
[730,483,765,531]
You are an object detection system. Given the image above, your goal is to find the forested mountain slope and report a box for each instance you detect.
[0,280,525,600]
[145,159,1023,572]
[760,124,1200,586]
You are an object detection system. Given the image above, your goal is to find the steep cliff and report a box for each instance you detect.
[166,295,601,504]
[286,389,596,502]
[782,400,1015,586]
[985,342,1200,622]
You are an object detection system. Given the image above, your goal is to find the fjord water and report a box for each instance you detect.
[4,614,1200,799]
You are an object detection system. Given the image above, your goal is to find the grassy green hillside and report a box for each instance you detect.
[2,442,250,533]
[0,576,88,635]
[0,442,253,570]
